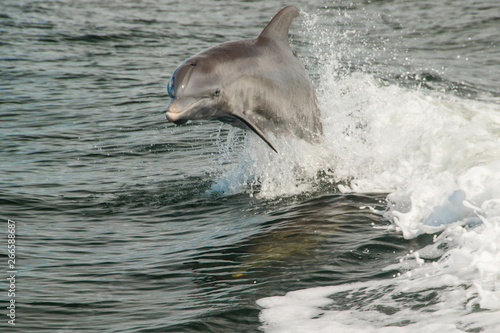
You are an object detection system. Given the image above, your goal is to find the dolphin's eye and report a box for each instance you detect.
[167,75,175,98]
[214,89,221,96]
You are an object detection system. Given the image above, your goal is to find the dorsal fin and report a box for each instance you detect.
[258,6,299,46]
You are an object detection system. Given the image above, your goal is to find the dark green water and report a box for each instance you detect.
[1,1,499,332]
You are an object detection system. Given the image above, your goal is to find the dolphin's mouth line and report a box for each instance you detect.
[166,98,207,123]
[166,98,205,115]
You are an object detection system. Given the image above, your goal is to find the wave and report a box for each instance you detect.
[199,5,500,330]
[248,7,500,333]
[251,66,500,332]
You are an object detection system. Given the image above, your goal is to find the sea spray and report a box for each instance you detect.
[256,6,500,332]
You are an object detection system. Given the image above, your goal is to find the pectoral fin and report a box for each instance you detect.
[233,114,278,153]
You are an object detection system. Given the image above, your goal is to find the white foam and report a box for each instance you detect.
[209,129,335,198]
[253,10,500,333]
[203,9,500,332]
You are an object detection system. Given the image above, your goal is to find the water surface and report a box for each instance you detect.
[1,0,499,332]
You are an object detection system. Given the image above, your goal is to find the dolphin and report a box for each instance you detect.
[165,6,322,152]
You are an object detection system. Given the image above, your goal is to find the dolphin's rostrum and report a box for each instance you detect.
[166,6,322,152]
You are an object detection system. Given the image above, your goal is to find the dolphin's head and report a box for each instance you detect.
[166,57,226,124]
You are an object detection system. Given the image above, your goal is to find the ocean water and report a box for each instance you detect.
[1,0,499,332]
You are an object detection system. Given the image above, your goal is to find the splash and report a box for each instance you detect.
[254,6,500,333]
[209,128,335,198]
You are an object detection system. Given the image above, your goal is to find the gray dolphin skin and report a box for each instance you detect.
[165,6,322,153]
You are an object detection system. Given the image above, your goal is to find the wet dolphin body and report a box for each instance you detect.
[165,6,322,152]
